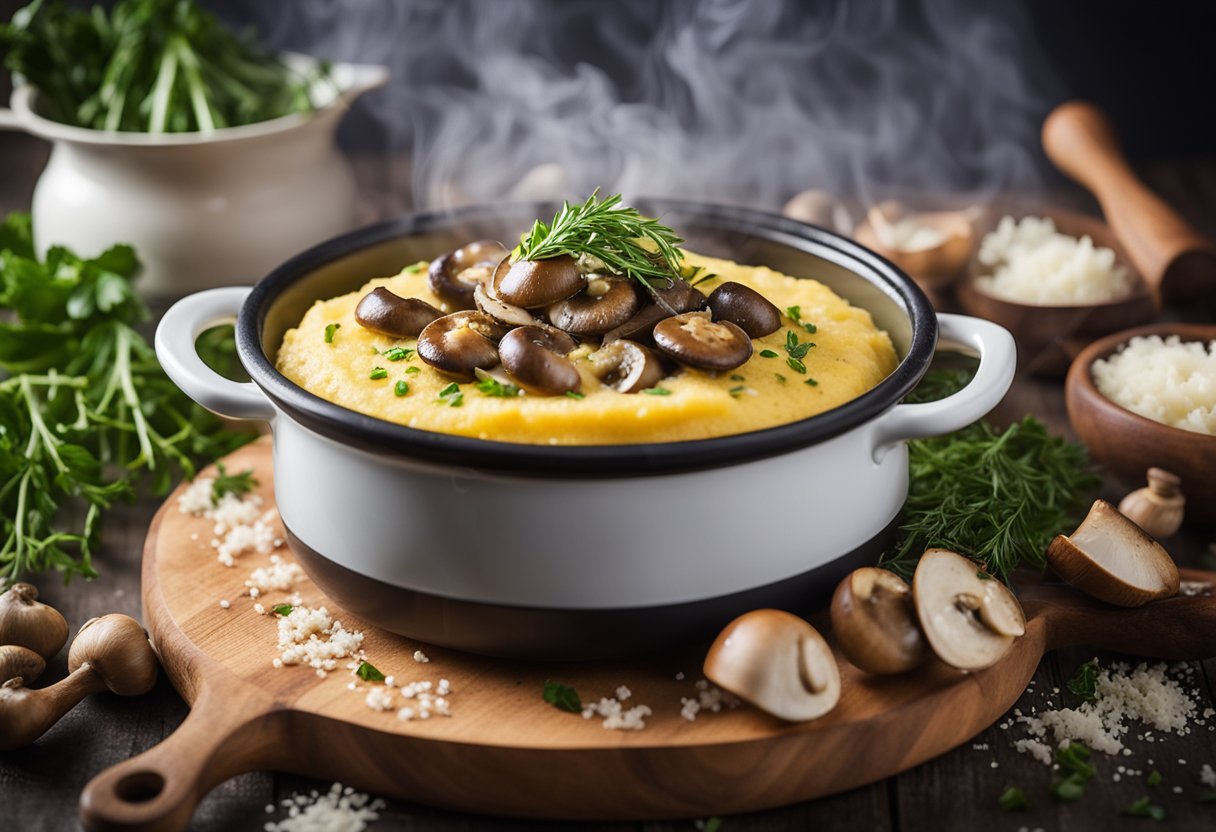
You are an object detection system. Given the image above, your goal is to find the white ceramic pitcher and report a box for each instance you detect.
[0,56,388,299]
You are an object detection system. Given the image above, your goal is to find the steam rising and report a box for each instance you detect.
[236,0,1061,211]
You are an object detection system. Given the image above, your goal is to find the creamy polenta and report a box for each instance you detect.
[275,253,898,444]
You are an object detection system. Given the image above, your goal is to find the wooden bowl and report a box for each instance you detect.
[854,207,973,291]
[957,207,1157,376]
[1066,323,1216,525]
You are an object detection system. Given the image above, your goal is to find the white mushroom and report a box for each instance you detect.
[830,567,926,675]
[1047,499,1181,607]
[912,549,1026,671]
[703,609,840,722]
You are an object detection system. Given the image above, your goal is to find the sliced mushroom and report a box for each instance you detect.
[498,325,581,396]
[354,287,443,338]
[653,311,753,371]
[428,240,509,310]
[708,282,782,338]
[602,278,709,343]
[703,609,841,722]
[547,277,640,335]
[493,255,585,308]
[473,280,540,327]
[1047,499,1180,607]
[588,340,667,393]
[416,311,509,380]
[830,567,926,675]
[912,549,1026,671]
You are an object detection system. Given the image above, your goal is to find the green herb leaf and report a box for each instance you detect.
[1068,659,1100,703]
[474,369,521,398]
[565,391,585,400]
[369,367,388,380]
[759,349,779,358]
[513,192,684,289]
[437,382,464,407]
[1147,770,1163,787]
[729,374,745,382]
[394,380,409,397]
[210,462,257,506]
[786,357,806,374]
[542,679,582,713]
[324,323,340,343]
[802,322,817,334]
[405,366,421,375]
[728,385,746,398]
[785,305,801,321]
[1050,773,1089,802]
[272,604,293,616]
[356,660,386,683]
[997,786,1029,812]
[641,387,672,396]
[775,373,787,383]
[1122,797,1166,821]
[804,377,818,386]
[403,262,426,274]
[384,347,414,362]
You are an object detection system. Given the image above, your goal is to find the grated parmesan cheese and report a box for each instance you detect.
[412,650,429,664]
[276,606,364,675]
[582,686,652,731]
[680,679,739,721]
[364,686,395,712]
[247,554,305,594]
[264,782,384,832]
[178,476,284,566]
[1091,334,1216,435]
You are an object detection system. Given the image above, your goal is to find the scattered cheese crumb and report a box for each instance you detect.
[582,687,652,731]
[247,555,305,594]
[615,685,632,701]
[394,678,452,720]
[177,477,284,566]
[679,680,739,721]
[219,599,230,610]
[264,782,384,832]
[1200,763,1216,788]
[412,650,429,664]
[365,686,395,712]
[276,606,364,675]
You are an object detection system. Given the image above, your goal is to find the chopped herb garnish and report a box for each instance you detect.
[437,382,463,407]
[565,391,585,399]
[369,367,388,380]
[542,679,582,713]
[997,786,1029,812]
[759,349,778,358]
[803,323,817,334]
[1147,770,1163,787]
[404,262,426,274]
[211,463,257,506]
[784,329,815,360]
[1049,742,1095,802]
[683,265,718,287]
[394,380,409,397]
[728,385,746,398]
[474,369,521,398]
[384,347,414,362]
[405,366,421,375]
[324,322,341,343]
[804,377,818,386]
[642,386,672,396]
[356,660,386,683]
[786,357,807,374]
[729,374,745,382]
[1068,659,1100,702]
[1122,797,1166,821]
[514,191,684,290]
[271,604,293,616]
[775,373,787,383]
[785,305,801,321]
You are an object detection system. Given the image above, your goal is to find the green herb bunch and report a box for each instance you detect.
[0,212,251,586]
[881,368,1100,583]
[514,191,685,289]
[1,0,328,133]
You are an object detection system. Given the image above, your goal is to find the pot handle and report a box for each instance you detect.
[155,287,276,422]
[869,313,1015,460]
[0,108,21,131]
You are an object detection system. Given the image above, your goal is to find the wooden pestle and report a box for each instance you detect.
[1042,100,1216,305]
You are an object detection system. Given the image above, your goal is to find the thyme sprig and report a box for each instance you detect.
[513,192,684,290]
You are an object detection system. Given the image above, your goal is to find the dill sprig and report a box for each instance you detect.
[513,192,684,289]
[880,369,1099,583]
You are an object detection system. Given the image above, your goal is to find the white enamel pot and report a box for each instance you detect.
[156,201,1015,659]
[0,56,388,300]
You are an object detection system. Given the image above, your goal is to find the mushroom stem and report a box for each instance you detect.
[0,665,106,751]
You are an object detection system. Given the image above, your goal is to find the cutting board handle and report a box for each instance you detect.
[1041,100,1216,304]
[79,683,279,832]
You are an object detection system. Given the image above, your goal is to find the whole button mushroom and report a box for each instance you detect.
[589,340,666,393]
[653,311,753,372]
[428,240,509,310]
[493,255,585,308]
[417,311,510,380]
[708,281,782,337]
[547,277,640,335]
[830,567,926,675]
[602,278,709,343]
[499,325,581,396]
[355,287,443,338]
[0,582,68,661]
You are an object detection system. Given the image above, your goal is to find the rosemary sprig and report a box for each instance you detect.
[513,192,684,289]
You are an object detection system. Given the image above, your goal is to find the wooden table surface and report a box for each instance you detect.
[2,131,1215,831]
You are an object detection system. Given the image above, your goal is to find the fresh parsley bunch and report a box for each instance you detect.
[0,212,251,586]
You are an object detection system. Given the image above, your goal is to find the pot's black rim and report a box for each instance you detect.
[237,199,937,477]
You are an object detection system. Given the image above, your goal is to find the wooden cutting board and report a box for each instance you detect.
[78,439,1216,831]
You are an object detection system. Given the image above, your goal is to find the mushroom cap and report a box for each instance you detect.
[416,311,509,380]
[494,255,585,308]
[354,287,442,338]
[547,277,640,335]
[428,240,508,310]
[0,644,46,684]
[0,582,69,660]
[912,549,1025,672]
[708,281,782,338]
[653,312,753,372]
[473,280,540,328]
[499,326,581,396]
[589,340,667,393]
[830,567,926,675]
[1047,499,1181,607]
[68,614,158,697]
[703,609,841,722]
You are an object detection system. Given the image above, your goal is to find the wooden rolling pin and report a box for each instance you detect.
[1042,100,1216,305]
